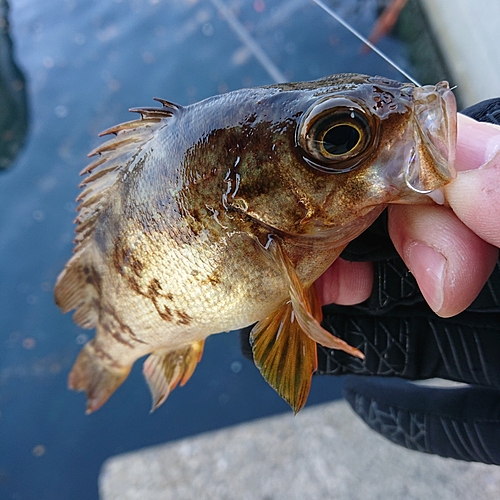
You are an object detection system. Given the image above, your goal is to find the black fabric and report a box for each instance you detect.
[240,98,500,465]
[343,378,500,464]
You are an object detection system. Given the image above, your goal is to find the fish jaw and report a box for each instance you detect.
[370,81,457,203]
[240,77,458,237]
[405,82,457,194]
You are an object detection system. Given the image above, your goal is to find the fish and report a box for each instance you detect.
[54,73,457,414]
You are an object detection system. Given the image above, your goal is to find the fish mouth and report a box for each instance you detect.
[404,82,457,194]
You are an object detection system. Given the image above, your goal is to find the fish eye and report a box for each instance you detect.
[297,97,378,173]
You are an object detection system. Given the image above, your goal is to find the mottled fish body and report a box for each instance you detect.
[55,74,456,413]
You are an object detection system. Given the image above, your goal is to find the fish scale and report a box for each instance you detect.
[55,73,456,414]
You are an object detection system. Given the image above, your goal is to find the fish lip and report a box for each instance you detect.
[404,82,457,194]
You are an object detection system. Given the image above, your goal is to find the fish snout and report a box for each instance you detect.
[405,82,457,194]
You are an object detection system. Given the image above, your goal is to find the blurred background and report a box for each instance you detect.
[0,0,449,498]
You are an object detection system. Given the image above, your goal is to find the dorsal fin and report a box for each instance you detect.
[74,100,180,251]
[55,100,180,325]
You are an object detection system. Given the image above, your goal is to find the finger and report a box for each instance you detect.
[445,165,500,247]
[315,258,373,306]
[388,204,498,317]
[455,113,500,172]
[444,115,500,247]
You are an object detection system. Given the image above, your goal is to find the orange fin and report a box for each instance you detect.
[251,239,364,413]
[68,340,131,414]
[269,240,365,359]
[142,340,204,412]
[250,300,317,414]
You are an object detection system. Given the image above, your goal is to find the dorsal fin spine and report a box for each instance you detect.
[55,98,179,345]
[129,107,168,118]
[153,97,181,110]
[98,118,159,137]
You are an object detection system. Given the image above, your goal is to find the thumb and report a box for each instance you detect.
[444,114,500,247]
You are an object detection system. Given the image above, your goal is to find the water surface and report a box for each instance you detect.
[0,1,446,498]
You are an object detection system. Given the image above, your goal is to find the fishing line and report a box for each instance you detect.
[311,0,421,86]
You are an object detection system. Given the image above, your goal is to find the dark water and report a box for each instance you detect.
[0,1,446,498]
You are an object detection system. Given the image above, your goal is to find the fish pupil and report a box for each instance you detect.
[323,124,360,156]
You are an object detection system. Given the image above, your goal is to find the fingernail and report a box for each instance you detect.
[457,114,500,171]
[407,242,446,312]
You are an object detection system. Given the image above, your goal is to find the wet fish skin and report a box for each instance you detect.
[55,74,456,413]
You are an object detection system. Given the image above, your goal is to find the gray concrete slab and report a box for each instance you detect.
[420,0,500,106]
[99,400,500,500]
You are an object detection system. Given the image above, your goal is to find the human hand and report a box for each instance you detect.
[314,99,500,465]
[316,110,500,316]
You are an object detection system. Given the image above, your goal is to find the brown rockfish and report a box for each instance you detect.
[55,74,456,414]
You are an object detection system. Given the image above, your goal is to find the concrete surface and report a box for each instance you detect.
[99,400,500,500]
[420,0,500,106]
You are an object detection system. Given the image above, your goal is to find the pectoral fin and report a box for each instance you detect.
[142,340,204,412]
[251,240,364,413]
[250,299,317,414]
[270,240,365,359]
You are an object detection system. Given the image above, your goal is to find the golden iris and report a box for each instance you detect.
[298,97,377,173]
[319,122,362,157]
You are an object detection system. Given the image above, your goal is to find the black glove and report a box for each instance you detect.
[240,98,500,465]
[318,98,500,465]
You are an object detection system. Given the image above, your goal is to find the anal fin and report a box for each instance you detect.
[143,340,204,412]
